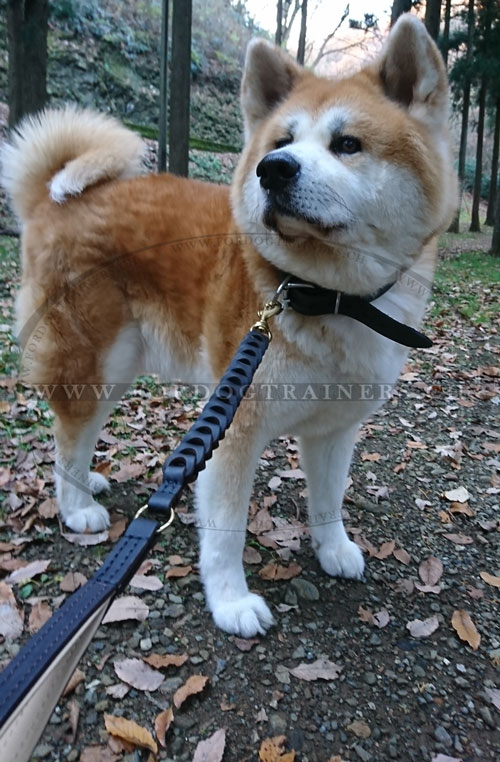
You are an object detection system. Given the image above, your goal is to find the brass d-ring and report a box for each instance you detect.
[134,504,176,534]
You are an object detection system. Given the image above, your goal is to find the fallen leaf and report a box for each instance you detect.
[155,707,174,746]
[259,562,302,581]
[479,571,500,588]
[361,451,381,462]
[259,735,295,762]
[415,498,432,510]
[102,596,149,624]
[110,462,146,483]
[443,486,471,503]
[104,714,157,754]
[67,699,79,743]
[0,581,24,639]
[406,615,440,638]
[233,637,259,652]
[60,571,87,592]
[346,719,371,739]
[166,565,192,578]
[289,658,343,681]
[393,547,411,565]
[114,658,164,691]
[28,601,52,633]
[372,609,390,628]
[418,556,443,586]
[192,727,226,762]
[373,540,395,560]
[168,554,184,565]
[106,683,130,699]
[451,609,481,650]
[431,756,464,762]
[243,546,262,564]
[173,674,209,709]
[248,508,273,534]
[484,687,500,711]
[129,573,163,591]
[62,531,109,546]
[5,559,50,585]
[108,518,127,542]
[277,468,305,479]
[443,533,473,545]
[80,745,121,762]
[37,498,58,518]
[358,605,374,623]
[255,708,268,722]
[63,668,86,696]
[143,653,188,670]
[467,586,484,600]
[449,502,474,517]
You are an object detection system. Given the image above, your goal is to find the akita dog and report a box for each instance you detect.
[2,15,456,637]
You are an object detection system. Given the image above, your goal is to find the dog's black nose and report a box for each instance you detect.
[256,153,300,191]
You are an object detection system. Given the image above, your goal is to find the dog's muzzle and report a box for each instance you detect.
[256,152,300,192]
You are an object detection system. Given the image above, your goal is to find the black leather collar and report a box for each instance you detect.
[281,276,433,349]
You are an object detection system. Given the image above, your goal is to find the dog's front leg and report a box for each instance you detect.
[300,427,365,579]
[195,425,274,637]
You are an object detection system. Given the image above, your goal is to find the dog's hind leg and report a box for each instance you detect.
[50,323,142,533]
[300,427,365,580]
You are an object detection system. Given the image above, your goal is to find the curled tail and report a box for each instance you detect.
[1,105,145,222]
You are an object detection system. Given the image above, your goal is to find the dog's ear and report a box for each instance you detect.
[378,14,448,130]
[241,39,303,140]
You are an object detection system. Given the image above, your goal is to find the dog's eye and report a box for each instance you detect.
[274,136,293,150]
[330,135,362,155]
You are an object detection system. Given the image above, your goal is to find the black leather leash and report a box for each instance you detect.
[0,325,272,761]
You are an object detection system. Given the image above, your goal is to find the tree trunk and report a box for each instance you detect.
[158,0,169,172]
[296,0,308,65]
[276,0,283,45]
[470,77,487,232]
[390,0,412,27]
[7,0,49,127]
[486,98,500,226]
[442,0,451,65]
[491,175,500,255]
[448,0,474,233]
[424,0,441,41]
[169,0,192,177]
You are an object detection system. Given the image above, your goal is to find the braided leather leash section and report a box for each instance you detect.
[0,517,159,727]
[148,328,269,514]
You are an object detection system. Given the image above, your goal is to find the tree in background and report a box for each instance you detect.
[486,97,500,225]
[491,179,500,254]
[6,0,49,127]
[169,0,192,177]
[390,0,412,26]
[424,0,442,39]
[296,0,308,64]
[441,0,452,64]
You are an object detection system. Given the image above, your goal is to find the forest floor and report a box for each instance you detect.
[0,120,499,762]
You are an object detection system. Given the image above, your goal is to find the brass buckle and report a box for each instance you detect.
[134,504,176,533]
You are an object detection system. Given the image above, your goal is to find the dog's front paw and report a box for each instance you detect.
[317,538,365,579]
[64,504,111,533]
[211,593,274,637]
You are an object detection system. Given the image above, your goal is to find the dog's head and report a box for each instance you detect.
[232,14,457,295]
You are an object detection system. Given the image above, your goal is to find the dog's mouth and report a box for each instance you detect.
[263,198,347,242]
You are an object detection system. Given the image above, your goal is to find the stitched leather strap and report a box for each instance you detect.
[0,517,158,733]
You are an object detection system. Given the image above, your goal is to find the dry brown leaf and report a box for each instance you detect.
[80,745,121,762]
[0,581,24,640]
[129,573,163,591]
[288,658,342,681]
[60,571,87,592]
[37,498,58,518]
[108,518,127,542]
[104,714,158,754]
[479,571,500,588]
[449,502,474,517]
[233,637,259,652]
[166,564,192,578]
[110,462,146,483]
[192,727,226,762]
[168,554,184,565]
[106,683,130,699]
[443,533,473,545]
[5,559,50,585]
[451,609,481,650]
[373,540,395,560]
[259,736,295,762]
[358,605,374,623]
[28,601,52,633]
[243,546,262,564]
[361,451,381,462]
[406,615,440,638]
[258,562,302,580]
[393,547,411,565]
[114,658,164,691]
[418,556,443,586]
[155,706,174,746]
[67,699,80,744]
[102,595,149,624]
[248,508,273,534]
[346,719,371,738]
[372,609,390,628]
[143,652,188,670]
[63,667,86,696]
[173,674,209,709]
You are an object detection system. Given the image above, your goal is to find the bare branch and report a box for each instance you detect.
[311,3,350,68]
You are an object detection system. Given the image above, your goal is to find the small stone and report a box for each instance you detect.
[140,637,152,651]
[290,578,320,601]
[32,744,52,759]
[354,744,372,761]
[478,706,495,728]
[364,672,377,686]
[174,714,197,730]
[434,726,452,747]
[269,712,288,735]
[292,645,306,659]
[369,634,381,646]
